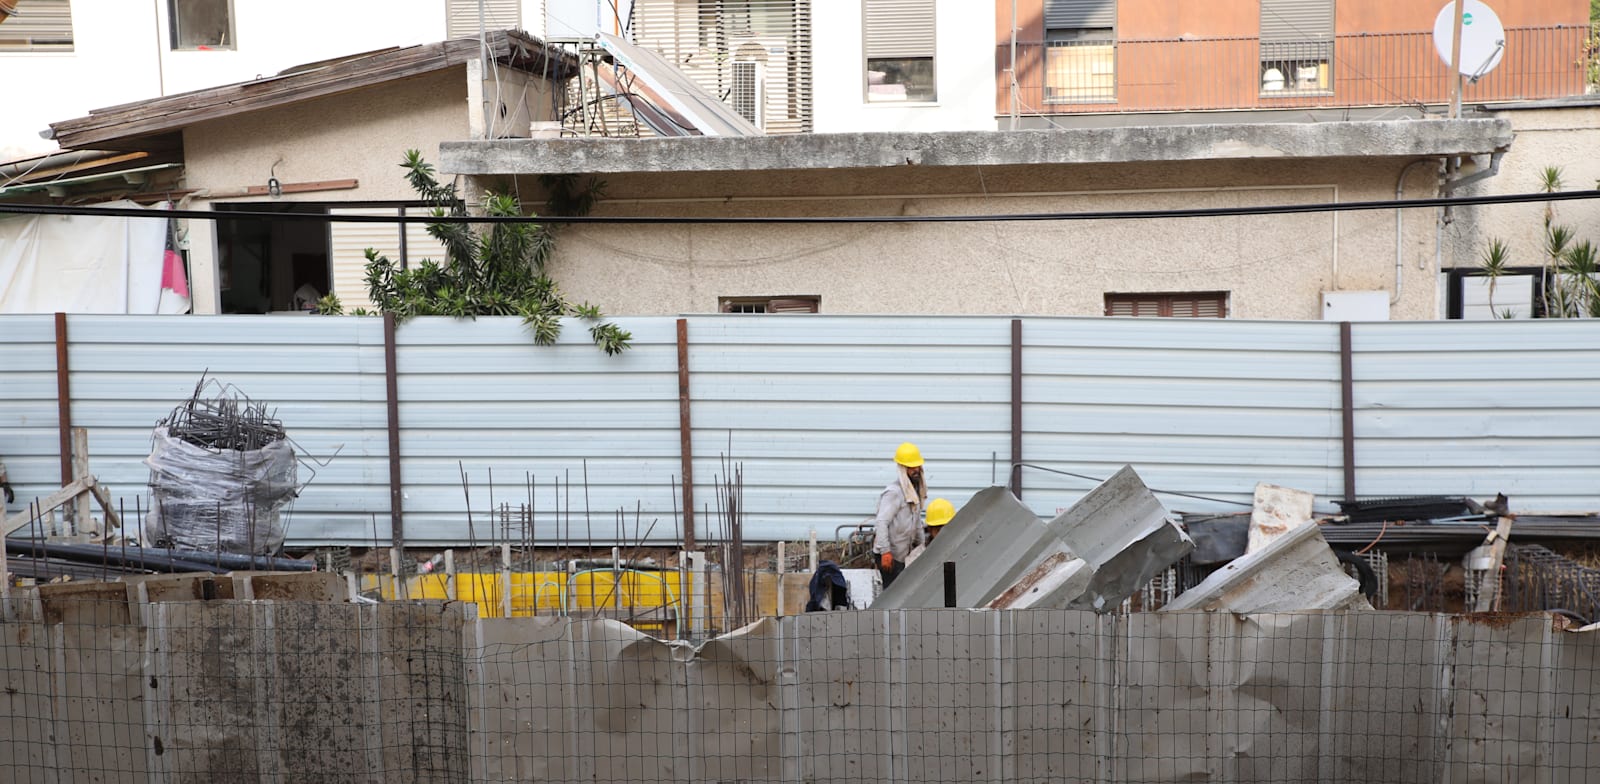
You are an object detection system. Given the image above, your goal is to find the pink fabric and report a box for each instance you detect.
[160,249,189,297]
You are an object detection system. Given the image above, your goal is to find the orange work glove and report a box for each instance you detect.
[880,552,893,571]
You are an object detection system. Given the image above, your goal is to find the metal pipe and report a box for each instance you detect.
[1393,159,1438,305]
[53,313,72,489]
[1010,319,1023,499]
[3,540,232,574]
[1339,322,1356,503]
[384,312,404,550]
[676,318,696,550]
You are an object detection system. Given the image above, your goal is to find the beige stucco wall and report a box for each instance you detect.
[1445,106,1600,277]
[179,68,473,313]
[531,157,1441,320]
[183,68,472,199]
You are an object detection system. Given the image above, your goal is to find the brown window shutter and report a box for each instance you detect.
[1106,291,1227,318]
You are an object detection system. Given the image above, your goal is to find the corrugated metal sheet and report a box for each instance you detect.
[1350,320,1600,510]
[685,315,1012,541]
[1021,318,1345,517]
[58,315,390,544]
[1,315,1597,547]
[0,316,61,509]
[394,316,680,545]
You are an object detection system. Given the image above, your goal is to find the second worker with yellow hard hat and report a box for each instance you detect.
[871,442,929,588]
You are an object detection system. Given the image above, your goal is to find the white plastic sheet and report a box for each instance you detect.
[0,200,185,313]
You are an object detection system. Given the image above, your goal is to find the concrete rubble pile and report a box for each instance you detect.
[873,468,1370,614]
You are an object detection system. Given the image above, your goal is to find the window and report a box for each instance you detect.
[1105,292,1228,318]
[169,0,233,50]
[0,0,74,51]
[1044,0,1116,103]
[446,0,520,40]
[1260,0,1333,95]
[719,296,820,313]
[863,0,935,102]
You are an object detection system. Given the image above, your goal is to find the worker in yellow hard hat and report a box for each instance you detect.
[871,442,927,587]
[904,497,955,567]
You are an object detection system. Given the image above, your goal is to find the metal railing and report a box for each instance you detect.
[998,26,1593,115]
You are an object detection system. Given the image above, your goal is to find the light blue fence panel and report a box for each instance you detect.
[685,315,1014,542]
[394,316,681,546]
[63,315,390,543]
[1021,318,1345,516]
[1352,321,1600,511]
[0,315,62,516]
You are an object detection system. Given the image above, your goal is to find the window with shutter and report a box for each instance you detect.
[863,0,935,103]
[169,0,232,50]
[720,295,820,313]
[0,0,74,51]
[446,0,521,40]
[1104,292,1228,318]
[638,0,813,134]
[1259,0,1334,95]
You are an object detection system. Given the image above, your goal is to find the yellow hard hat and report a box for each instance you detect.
[926,498,955,527]
[893,442,923,468]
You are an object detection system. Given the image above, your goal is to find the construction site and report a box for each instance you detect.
[0,312,1596,783]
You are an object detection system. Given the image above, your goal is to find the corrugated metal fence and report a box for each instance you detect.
[1,315,1596,546]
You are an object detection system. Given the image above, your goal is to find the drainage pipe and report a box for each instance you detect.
[1393,159,1441,305]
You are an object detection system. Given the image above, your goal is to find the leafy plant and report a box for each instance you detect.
[312,293,344,315]
[361,150,630,355]
[1480,237,1510,315]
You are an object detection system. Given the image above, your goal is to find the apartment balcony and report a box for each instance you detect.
[997,26,1593,118]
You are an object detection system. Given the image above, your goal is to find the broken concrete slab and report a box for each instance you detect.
[877,466,1192,613]
[1247,482,1315,553]
[1164,522,1370,614]
[870,485,1057,609]
[1054,466,1193,612]
[983,552,1092,610]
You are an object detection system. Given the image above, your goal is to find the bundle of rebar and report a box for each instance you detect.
[159,375,286,452]
[712,455,752,631]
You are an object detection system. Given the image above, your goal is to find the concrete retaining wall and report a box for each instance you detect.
[3,590,1597,782]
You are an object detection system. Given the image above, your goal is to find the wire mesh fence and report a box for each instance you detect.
[2,592,1598,783]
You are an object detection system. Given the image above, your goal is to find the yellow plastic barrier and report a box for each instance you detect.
[364,569,688,621]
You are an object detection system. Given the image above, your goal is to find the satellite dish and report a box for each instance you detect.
[1433,1,1506,82]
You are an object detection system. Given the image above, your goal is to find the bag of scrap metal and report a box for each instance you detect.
[144,426,298,555]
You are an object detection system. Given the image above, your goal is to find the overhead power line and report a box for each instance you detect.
[0,189,1596,225]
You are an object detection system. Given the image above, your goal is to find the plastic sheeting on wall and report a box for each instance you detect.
[0,200,187,314]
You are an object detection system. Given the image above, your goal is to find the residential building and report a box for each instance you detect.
[41,31,577,315]
[9,1,1598,321]
[0,0,615,161]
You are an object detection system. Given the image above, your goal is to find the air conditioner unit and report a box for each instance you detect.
[730,58,766,130]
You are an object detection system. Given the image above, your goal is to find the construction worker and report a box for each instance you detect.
[872,442,927,588]
[905,498,955,567]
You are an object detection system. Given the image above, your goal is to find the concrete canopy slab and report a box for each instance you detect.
[440,119,1513,176]
[869,485,1058,610]
[874,467,1191,612]
[1163,521,1370,614]
[1049,465,1193,612]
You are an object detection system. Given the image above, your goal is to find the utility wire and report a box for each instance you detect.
[2,189,1595,224]
[1015,463,1257,509]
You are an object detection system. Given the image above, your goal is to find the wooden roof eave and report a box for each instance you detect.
[50,31,577,151]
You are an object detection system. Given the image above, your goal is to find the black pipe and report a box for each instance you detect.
[4,540,239,575]
[943,561,957,608]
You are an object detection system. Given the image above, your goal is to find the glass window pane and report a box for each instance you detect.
[866,57,934,102]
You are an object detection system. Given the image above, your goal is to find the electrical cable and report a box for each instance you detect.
[1355,518,1390,554]
[3,188,1595,225]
